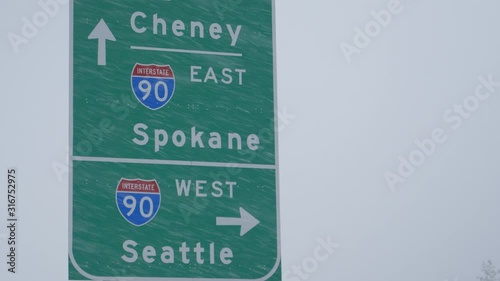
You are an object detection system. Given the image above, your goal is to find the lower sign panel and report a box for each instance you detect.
[70,161,280,280]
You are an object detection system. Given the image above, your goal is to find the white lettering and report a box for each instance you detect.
[209,23,223,39]
[172,20,185,36]
[195,180,208,197]
[129,11,242,47]
[191,21,204,38]
[153,14,167,35]
[133,123,149,145]
[227,24,242,46]
[131,12,147,33]
[132,123,260,152]
[122,240,138,263]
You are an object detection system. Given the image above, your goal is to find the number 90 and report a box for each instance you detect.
[138,80,169,102]
[123,195,154,218]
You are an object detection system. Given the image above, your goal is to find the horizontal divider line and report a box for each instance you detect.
[72,156,275,170]
[131,46,243,57]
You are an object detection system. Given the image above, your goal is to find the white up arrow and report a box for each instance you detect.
[216,207,260,236]
[88,19,116,66]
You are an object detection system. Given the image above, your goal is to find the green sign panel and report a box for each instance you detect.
[70,0,280,280]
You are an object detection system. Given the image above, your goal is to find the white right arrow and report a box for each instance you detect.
[88,19,116,66]
[216,207,260,236]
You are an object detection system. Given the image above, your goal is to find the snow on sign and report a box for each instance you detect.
[70,1,280,280]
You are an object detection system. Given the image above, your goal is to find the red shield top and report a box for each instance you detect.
[117,179,160,194]
[132,64,174,78]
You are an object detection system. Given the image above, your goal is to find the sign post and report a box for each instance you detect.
[70,1,280,280]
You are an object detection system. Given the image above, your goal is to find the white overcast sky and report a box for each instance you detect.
[1,0,500,281]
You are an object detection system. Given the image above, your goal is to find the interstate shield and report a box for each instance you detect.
[131,64,175,110]
[116,178,161,226]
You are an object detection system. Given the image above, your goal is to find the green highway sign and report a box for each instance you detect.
[69,0,280,280]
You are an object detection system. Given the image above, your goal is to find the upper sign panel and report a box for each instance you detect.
[72,0,276,166]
